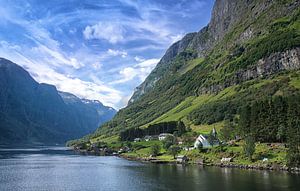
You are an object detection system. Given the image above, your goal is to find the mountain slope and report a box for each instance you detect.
[0,58,116,144]
[59,91,116,129]
[77,0,300,143]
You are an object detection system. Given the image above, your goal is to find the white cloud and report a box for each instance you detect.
[0,0,210,109]
[171,34,184,43]
[0,7,85,70]
[107,49,128,58]
[134,56,145,62]
[69,28,77,34]
[136,58,159,68]
[81,2,184,48]
[31,43,84,69]
[111,58,159,85]
[0,40,122,108]
[92,62,102,70]
[83,22,124,44]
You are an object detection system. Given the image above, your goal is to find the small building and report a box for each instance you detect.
[112,152,118,156]
[183,147,189,151]
[91,143,97,148]
[235,135,242,141]
[144,135,152,142]
[134,138,141,142]
[183,146,195,151]
[194,134,211,148]
[176,155,188,163]
[158,133,173,141]
[221,157,232,163]
[262,158,268,162]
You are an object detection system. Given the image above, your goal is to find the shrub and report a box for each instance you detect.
[150,144,161,157]
[168,145,181,159]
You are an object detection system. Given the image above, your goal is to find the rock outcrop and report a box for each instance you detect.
[197,48,300,95]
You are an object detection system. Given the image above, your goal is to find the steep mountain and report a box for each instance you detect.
[59,92,116,128]
[76,0,300,142]
[0,58,116,144]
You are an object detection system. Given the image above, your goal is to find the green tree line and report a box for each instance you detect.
[119,121,186,141]
[239,95,300,167]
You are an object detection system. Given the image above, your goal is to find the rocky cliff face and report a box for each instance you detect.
[244,48,300,80]
[128,0,283,104]
[129,32,197,103]
[198,48,300,95]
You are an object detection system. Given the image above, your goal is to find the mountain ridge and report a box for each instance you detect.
[0,58,116,144]
[129,0,300,104]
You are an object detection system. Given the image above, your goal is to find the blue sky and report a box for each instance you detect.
[0,0,214,109]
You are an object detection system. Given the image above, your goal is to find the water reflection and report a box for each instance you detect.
[0,146,299,191]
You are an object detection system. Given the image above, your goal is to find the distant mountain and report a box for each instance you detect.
[0,58,116,144]
[59,91,116,128]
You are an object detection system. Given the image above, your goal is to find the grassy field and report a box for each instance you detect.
[190,121,225,134]
[120,139,287,166]
[179,57,205,75]
[148,85,238,125]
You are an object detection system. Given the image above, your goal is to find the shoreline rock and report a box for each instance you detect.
[70,147,300,173]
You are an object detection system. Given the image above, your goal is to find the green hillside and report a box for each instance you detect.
[69,0,300,167]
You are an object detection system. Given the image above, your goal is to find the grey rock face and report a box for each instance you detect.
[239,48,300,82]
[129,0,300,104]
[128,0,259,103]
[198,48,300,95]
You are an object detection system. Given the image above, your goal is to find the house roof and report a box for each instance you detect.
[159,133,173,137]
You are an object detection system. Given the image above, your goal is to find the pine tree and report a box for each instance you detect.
[238,105,251,137]
[286,95,300,167]
[250,101,259,140]
[220,120,235,141]
[243,136,255,161]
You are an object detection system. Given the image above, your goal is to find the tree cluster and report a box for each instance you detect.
[119,121,186,141]
[239,95,300,166]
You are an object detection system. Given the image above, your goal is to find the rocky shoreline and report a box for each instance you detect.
[71,147,300,173]
[120,154,300,173]
[213,163,300,173]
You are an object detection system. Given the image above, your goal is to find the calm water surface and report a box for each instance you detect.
[0,146,299,191]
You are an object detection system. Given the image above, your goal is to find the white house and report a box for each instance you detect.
[176,155,188,163]
[194,134,211,148]
[221,157,232,163]
[144,135,152,142]
[158,133,173,141]
[134,138,141,142]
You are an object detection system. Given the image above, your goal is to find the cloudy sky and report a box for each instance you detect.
[0,0,214,109]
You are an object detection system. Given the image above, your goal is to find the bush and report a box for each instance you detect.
[150,144,161,157]
[163,135,176,149]
[168,145,181,159]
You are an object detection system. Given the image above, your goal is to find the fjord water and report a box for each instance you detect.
[0,147,299,191]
